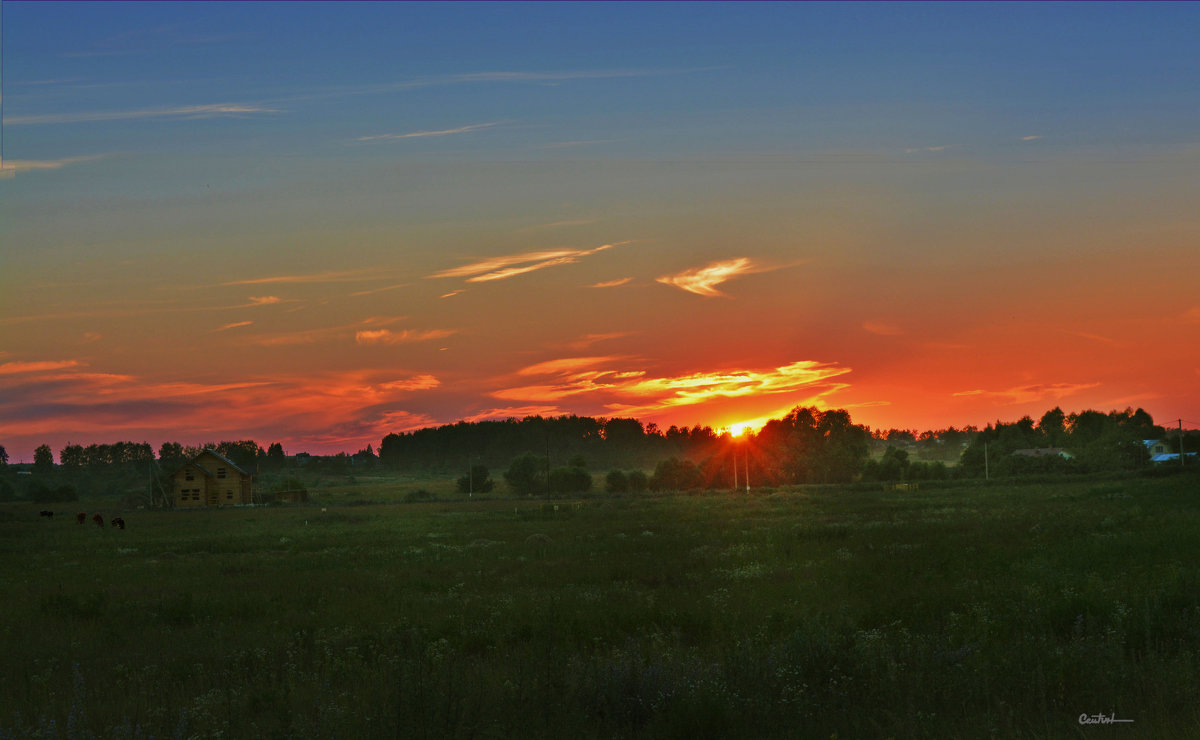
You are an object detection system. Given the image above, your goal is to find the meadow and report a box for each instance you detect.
[2,472,1199,738]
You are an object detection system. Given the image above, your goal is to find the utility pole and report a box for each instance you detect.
[1181,419,1187,468]
[744,448,750,493]
[732,450,737,491]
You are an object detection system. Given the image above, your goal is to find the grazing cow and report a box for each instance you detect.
[92,513,104,527]
[111,517,126,530]
[39,510,54,519]
[76,512,86,525]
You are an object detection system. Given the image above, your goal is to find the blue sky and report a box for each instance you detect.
[2,2,1199,459]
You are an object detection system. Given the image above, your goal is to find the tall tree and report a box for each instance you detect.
[33,444,54,472]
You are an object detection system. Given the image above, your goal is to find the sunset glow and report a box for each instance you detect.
[2,3,1199,460]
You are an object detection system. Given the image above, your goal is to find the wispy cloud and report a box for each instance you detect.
[493,357,851,414]
[953,382,1100,405]
[1021,135,1043,141]
[430,242,625,284]
[247,316,408,347]
[862,321,904,336]
[462,405,563,423]
[656,257,777,297]
[350,283,409,297]
[565,332,632,351]
[517,356,626,377]
[0,364,441,457]
[247,296,284,305]
[354,328,457,345]
[1182,307,1200,323]
[8,103,281,126]
[212,321,253,332]
[224,269,379,286]
[357,121,502,141]
[0,360,84,376]
[0,154,108,173]
[590,277,633,289]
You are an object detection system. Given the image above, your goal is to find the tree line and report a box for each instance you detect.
[2,405,1193,503]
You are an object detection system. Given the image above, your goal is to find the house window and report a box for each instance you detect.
[185,470,194,481]
[217,468,227,479]
[226,490,234,499]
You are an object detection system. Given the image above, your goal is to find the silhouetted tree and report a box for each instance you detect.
[457,464,494,494]
[650,457,703,491]
[549,466,591,496]
[59,444,85,470]
[627,470,648,493]
[504,453,546,496]
[159,442,186,467]
[605,469,628,494]
[0,444,8,467]
[33,444,54,473]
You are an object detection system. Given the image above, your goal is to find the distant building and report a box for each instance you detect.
[1143,439,1196,464]
[1012,448,1074,459]
[171,450,253,507]
[1144,440,1171,457]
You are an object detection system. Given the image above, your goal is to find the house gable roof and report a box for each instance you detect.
[171,449,252,479]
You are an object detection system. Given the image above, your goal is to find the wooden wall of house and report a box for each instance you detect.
[173,464,206,508]
[171,453,253,507]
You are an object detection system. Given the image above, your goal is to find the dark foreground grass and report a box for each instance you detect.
[3,475,1200,738]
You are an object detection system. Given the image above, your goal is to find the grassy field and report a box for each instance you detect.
[3,473,1200,738]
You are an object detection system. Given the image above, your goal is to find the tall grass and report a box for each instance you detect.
[2,474,1199,737]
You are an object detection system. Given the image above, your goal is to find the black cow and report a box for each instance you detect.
[76,512,86,524]
[39,510,54,519]
[111,517,126,530]
[92,513,104,527]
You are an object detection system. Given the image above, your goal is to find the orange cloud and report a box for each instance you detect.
[493,357,851,415]
[590,277,633,288]
[430,243,625,283]
[863,321,904,336]
[212,321,253,332]
[354,328,457,345]
[462,405,562,423]
[952,382,1101,405]
[565,332,632,350]
[0,359,84,375]
[655,257,760,297]
[0,364,441,455]
[517,356,624,376]
[224,269,379,286]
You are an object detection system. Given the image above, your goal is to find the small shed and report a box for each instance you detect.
[171,450,253,507]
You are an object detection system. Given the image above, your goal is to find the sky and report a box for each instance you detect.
[2,2,1199,461]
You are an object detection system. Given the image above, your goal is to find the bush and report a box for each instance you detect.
[549,466,592,496]
[456,464,494,494]
[627,470,648,493]
[605,469,628,494]
[403,489,434,503]
[649,458,703,491]
[29,481,78,503]
[505,452,547,495]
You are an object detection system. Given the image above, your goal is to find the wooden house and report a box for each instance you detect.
[172,450,253,507]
